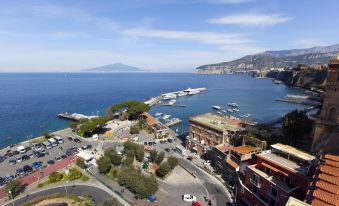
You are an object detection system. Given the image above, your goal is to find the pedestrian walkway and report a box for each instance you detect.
[0,155,77,199]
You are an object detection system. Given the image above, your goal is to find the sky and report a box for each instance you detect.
[0,0,338,72]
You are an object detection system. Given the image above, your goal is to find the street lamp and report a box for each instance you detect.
[64,181,69,194]
[9,190,14,206]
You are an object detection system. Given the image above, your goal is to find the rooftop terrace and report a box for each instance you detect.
[258,151,310,176]
[190,113,243,132]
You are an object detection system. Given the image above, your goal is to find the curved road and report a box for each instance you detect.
[179,158,231,206]
[5,185,115,206]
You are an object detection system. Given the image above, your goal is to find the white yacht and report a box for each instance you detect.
[222,110,227,113]
[233,108,239,112]
[163,94,176,100]
[163,115,171,119]
[155,112,163,117]
[228,103,239,107]
[226,108,233,113]
[212,106,221,110]
[168,100,176,105]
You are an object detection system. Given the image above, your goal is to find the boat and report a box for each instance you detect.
[188,91,200,95]
[212,106,221,110]
[273,80,283,84]
[222,110,227,113]
[246,113,251,117]
[163,115,171,119]
[217,111,222,115]
[168,100,176,105]
[226,109,233,113]
[177,91,187,97]
[154,112,163,117]
[233,108,239,112]
[163,94,176,100]
[228,102,239,107]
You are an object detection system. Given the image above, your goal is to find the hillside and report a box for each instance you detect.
[196,44,339,74]
[84,63,143,72]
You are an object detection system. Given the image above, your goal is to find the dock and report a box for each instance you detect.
[158,104,187,107]
[165,118,182,127]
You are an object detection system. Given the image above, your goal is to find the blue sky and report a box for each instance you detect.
[0,0,338,72]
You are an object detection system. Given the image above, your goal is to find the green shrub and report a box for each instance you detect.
[155,152,164,164]
[167,156,179,169]
[76,159,86,169]
[130,124,140,134]
[156,162,171,178]
[103,198,118,206]
[81,175,89,181]
[48,172,63,183]
[122,157,134,167]
[67,168,82,181]
[107,167,119,180]
[97,156,111,174]
[5,180,23,198]
[149,150,157,162]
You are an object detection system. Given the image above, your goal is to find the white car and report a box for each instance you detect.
[182,194,196,202]
[203,160,212,165]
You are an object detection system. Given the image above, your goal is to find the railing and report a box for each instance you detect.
[250,178,261,188]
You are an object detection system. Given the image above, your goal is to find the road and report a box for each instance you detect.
[179,158,232,206]
[4,185,115,206]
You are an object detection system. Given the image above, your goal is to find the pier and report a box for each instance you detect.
[158,104,187,107]
[57,113,97,121]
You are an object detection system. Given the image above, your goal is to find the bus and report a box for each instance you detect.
[174,145,187,156]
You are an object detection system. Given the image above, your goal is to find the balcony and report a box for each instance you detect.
[250,178,261,188]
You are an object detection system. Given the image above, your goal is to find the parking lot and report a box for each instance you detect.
[0,129,98,186]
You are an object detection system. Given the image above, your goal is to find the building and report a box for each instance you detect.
[140,112,169,138]
[305,154,339,206]
[237,143,316,206]
[186,113,250,157]
[312,55,339,153]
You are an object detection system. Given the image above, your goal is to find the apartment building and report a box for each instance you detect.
[237,143,316,206]
[186,113,248,157]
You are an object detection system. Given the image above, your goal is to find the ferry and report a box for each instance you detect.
[212,106,221,110]
[228,103,239,107]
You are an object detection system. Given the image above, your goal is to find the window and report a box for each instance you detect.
[328,107,337,122]
[265,167,272,176]
[252,185,258,194]
[285,177,292,187]
[270,187,278,198]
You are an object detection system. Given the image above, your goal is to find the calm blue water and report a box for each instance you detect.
[0,73,305,147]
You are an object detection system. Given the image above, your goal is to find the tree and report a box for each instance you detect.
[103,198,118,206]
[104,148,123,166]
[97,156,111,174]
[155,152,165,164]
[282,110,313,147]
[149,150,158,162]
[67,168,82,180]
[48,172,63,183]
[42,132,53,140]
[122,157,134,167]
[156,162,171,178]
[76,159,86,169]
[130,124,140,134]
[110,100,150,120]
[5,180,22,198]
[135,146,145,162]
[167,156,179,169]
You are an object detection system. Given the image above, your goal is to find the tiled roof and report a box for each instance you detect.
[226,158,239,169]
[307,154,339,206]
[231,145,257,155]
[215,144,231,153]
[141,112,157,126]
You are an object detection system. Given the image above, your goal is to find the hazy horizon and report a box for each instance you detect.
[0,0,338,72]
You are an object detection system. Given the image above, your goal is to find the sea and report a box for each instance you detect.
[0,73,306,148]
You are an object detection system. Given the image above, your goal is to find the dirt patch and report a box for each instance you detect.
[34,197,81,206]
[164,166,197,185]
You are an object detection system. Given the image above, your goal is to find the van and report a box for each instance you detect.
[42,141,53,150]
[17,146,27,154]
[48,138,58,147]
[54,136,64,144]
[174,145,186,156]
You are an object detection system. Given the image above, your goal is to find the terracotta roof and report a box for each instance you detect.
[215,144,231,153]
[226,158,239,169]
[231,145,257,155]
[307,154,339,206]
[141,112,157,126]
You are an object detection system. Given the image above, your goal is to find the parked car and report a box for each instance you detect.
[35,151,45,158]
[74,138,81,143]
[165,148,171,152]
[182,194,196,202]
[144,142,148,146]
[187,156,193,161]
[55,156,62,162]
[22,155,30,161]
[167,139,173,143]
[47,160,55,165]
[12,151,19,156]
[9,159,16,165]
[23,165,33,174]
[61,155,67,159]
[0,177,5,186]
[16,156,23,163]
[28,153,34,159]
[68,136,73,141]
[0,156,6,163]
[16,168,24,176]
[32,161,43,170]
[34,144,42,151]
[5,174,14,182]
[203,160,211,165]
[66,147,78,156]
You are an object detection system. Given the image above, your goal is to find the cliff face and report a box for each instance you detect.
[266,69,327,88]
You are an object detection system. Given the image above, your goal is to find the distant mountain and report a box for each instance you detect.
[84,63,143,72]
[196,44,339,74]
